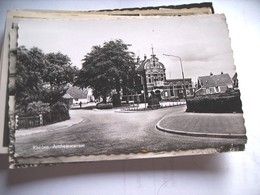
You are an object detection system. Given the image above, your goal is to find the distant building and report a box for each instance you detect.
[135,51,194,100]
[63,86,94,106]
[62,93,73,106]
[165,78,194,99]
[196,72,233,95]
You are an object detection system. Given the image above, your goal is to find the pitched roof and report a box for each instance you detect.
[66,86,89,99]
[63,93,73,99]
[232,72,238,81]
[198,73,233,88]
[166,78,192,85]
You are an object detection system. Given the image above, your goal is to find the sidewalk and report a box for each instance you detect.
[156,112,247,139]
[15,110,83,137]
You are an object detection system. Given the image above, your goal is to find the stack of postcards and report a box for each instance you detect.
[0,3,247,168]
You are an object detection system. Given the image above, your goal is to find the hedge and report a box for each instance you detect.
[96,103,113,109]
[186,93,243,113]
[43,101,70,125]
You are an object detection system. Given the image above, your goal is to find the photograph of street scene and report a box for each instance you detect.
[9,14,247,167]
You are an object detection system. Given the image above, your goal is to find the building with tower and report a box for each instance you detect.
[135,49,194,101]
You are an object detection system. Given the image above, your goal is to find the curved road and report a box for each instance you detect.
[15,106,246,158]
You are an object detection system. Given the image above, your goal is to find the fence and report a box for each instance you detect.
[42,112,70,125]
[15,112,70,129]
[16,114,43,129]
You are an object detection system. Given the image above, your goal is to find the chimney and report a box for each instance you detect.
[221,71,223,74]
[210,72,213,76]
[144,54,147,61]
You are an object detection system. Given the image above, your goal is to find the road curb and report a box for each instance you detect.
[156,116,247,139]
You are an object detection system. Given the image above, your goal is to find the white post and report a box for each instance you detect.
[15,115,18,130]
[39,114,43,126]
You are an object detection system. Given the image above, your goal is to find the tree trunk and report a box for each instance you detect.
[113,78,121,107]
[102,95,107,103]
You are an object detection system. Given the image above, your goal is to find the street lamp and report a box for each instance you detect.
[163,54,188,102]
[138,74,147,109]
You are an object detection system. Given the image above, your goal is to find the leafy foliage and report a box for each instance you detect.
[26,101,50,116]
[186,92,243,113]
[50,101,70,115]
[16,46,46,113]
[96,102,113,109]
[43,101,70,125]
[15,46,78,115]
[44,52,78,86]
[75,39,136,104]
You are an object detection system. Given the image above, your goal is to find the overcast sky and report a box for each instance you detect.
[18,14,236,82]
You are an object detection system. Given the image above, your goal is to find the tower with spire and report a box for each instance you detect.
[134,45,194,101]
[135,46,167,97]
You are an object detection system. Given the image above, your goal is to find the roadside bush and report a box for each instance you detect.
[43,101,70,124]
[25,101,50,116]
[186,94,243,113]
[96,103,113,109]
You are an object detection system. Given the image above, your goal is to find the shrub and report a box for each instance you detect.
[96,103,113,109]
[26,101,50,116]
[51,101,69,114]
[186,93,243,113]
[43,101,70,124]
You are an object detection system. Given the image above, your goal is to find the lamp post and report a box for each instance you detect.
[163,54,188,102]
[138,74,147,109]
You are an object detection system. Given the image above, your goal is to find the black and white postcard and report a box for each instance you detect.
[8,14,247,168]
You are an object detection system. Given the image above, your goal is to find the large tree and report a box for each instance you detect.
[74,39,136,105]
[16,46,46,113]
[15,46,78,114]
[41,52,78,105]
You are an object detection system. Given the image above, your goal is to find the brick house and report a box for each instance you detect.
[135,52,193,100]
[195,72,233,95]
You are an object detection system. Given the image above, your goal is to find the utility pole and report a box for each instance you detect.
[163,54,188,102]
[138,74,147,109]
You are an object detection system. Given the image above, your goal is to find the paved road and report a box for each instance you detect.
[15,106,246,158]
